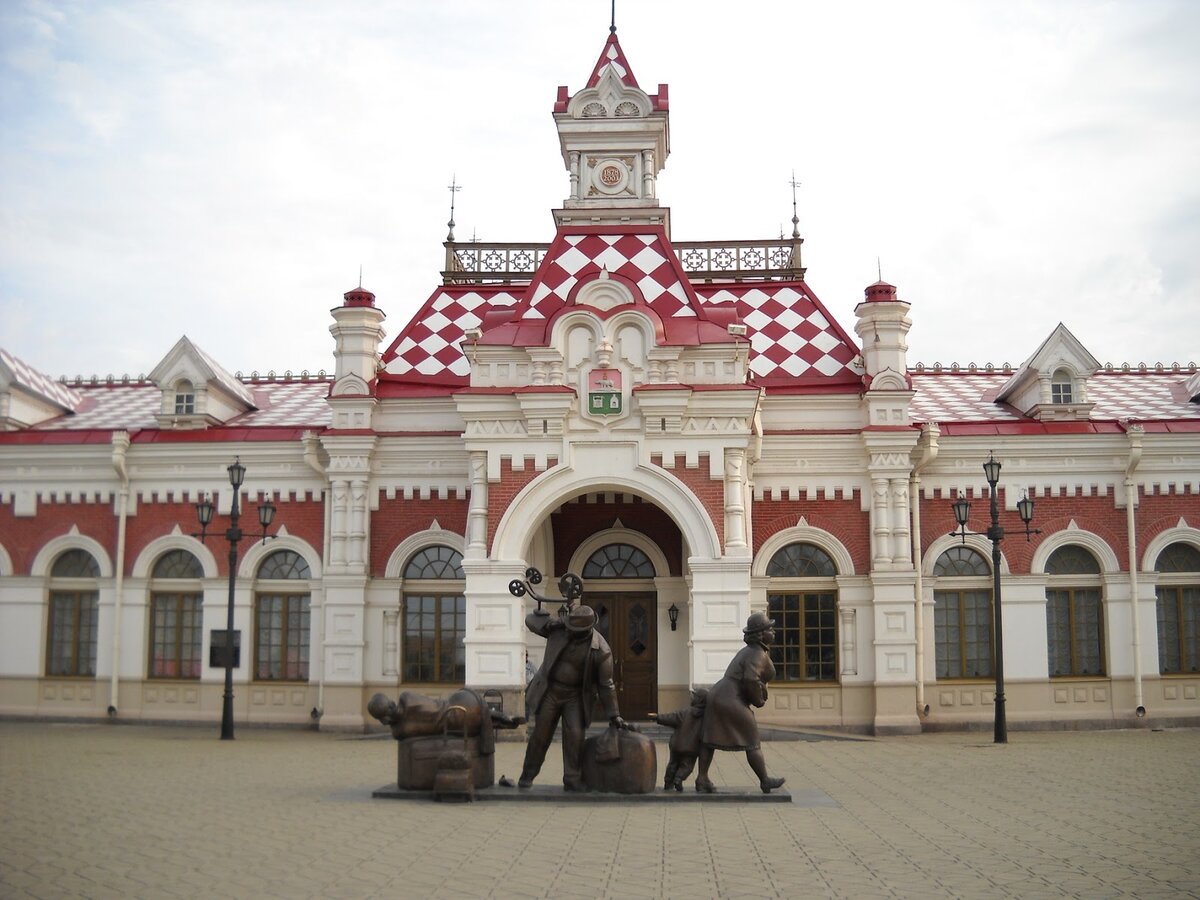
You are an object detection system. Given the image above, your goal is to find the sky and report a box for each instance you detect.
[2,0,1198,380]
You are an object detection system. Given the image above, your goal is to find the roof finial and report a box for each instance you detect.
[358,264,363,288]
[610,0,617,33]
[877,257,882,281]
[446,174,462,241]
[789,170,801,239]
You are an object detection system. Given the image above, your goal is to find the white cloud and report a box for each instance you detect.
[1,0,1197,379]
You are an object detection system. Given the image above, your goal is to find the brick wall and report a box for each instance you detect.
[1,500,116,574]
[0,495,325,575]
[752,493,870,573]
[919,485,1198,574]
[485,457,559,537]
[651,453,724,550]
[551,496,684,575]
[370,494,469,576]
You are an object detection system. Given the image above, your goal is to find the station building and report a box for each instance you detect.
[1,29,1198,733]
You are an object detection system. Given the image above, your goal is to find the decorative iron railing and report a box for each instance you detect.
[442,237,805,284]
[673,239,804,282]
[442,243,549,283]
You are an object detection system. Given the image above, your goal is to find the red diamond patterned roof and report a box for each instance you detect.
[696,284,862,384]
[383,287,522,383]
[523,228,695,321]
[381,226,864,390]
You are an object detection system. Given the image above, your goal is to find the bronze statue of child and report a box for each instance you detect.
[651,688,708,791]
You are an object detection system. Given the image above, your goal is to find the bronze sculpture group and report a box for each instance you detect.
[368,567,785,798]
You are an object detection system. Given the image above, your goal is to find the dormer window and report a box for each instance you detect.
[149,336,255,430]
[174,379,196,414]
[1050,369,1074,405]
[993,324,1098,422]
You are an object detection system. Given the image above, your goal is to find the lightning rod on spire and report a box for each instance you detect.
[611,0,617,33]
[446,175,463,241]
[788,170,802,239]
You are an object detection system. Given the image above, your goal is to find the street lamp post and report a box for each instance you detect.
[195,459,277,740]
[950,452,1039,744]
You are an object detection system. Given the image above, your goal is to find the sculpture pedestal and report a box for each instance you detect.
[372,783,798,803]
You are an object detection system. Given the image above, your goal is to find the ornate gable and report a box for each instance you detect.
[147,336,255,429]
[995,323,1100,421]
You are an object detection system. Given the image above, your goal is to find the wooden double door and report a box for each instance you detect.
[589,591,657,720]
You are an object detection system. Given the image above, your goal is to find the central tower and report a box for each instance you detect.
[552,30,671,230]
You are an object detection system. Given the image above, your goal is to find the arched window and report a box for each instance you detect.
[1155,542,1200,674]
[1050,368,1074,404]
[765,542,837,682]
[149,550,204,679]
[582,544,656,578]
[1044,545,1105,677]
[47,549,100,677]
[404,546,464,579]
[933,546,992,679]
[174,379,195,415]
[254,550,311,682]
[402,545,465,683]
[766,543,837,578]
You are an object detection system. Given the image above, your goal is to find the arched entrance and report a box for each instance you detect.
[572,538,668,719]
[469,442,745,708]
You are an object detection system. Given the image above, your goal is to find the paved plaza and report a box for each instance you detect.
[1,720,1197,899]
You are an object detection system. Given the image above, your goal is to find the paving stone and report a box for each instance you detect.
[3,723,1199,898]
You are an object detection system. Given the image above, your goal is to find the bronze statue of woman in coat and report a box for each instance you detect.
[695,611,786,794]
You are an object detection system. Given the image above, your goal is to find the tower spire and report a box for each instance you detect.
[789,170,801,239]
[446,174,462,241]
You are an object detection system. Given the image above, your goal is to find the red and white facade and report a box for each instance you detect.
[2,32,1198,733]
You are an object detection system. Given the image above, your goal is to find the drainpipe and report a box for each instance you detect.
[910,422,940,716]
[302,430,327,723]
[1123,423,1146,718]
[109,431,131,717]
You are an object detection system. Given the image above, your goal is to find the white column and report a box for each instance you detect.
[466,452,488,559]
[891,477,911,564]
[723,448,748,554]
[330,479,348,568]
[349,478,368,569]
[871,477,891,570]
[839,606,858,676]
[382,609,399,678]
